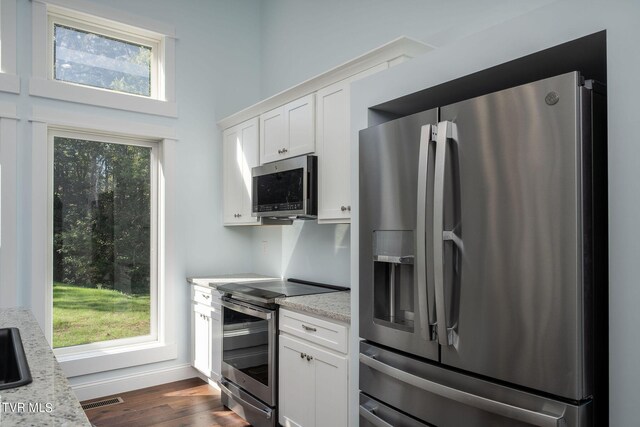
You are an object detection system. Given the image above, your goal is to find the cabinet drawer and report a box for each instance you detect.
[279,308,348,354]
[193,301,221,321]
[192,284,220,307]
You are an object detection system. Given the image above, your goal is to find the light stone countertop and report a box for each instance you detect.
[0,308,90,426]
[187,273,279,290]
[276,291,351,323]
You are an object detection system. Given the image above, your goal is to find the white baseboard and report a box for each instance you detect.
[70,363,199,401]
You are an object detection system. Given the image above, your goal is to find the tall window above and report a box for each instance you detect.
[49,12,159,98]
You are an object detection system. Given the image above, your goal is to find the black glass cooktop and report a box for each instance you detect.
[217,279,346,305]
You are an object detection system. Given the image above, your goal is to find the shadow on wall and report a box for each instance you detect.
[282,221,351,287]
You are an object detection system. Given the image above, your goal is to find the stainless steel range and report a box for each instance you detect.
[217,278,347,427]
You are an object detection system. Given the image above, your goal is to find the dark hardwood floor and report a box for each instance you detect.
[82,377,250,427]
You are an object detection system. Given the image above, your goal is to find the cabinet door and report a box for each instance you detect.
[285,94,316,158]
[193,303,212,377]
[238,118,260,224]
[223,126,242,224]
[260,106,285,164]
[279,335,315,427]
[223,118,260,225]
[313,345,348,427]
[316,81,351,223]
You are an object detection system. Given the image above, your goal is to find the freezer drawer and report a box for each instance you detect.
[360,393,433,427]
[360,341,591,427]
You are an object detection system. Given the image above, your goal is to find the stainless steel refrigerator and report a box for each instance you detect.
[359,71,607,426]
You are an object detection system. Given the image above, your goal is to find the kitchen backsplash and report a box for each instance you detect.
[251,221,350,287]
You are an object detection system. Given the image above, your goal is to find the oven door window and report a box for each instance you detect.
[222,306,271,386]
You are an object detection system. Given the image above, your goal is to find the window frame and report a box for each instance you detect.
[30,0,176,117]
[29,107,178,377]
[48,12,160,99]
[49,128,160,355]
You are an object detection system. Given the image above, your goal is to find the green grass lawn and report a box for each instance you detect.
[53,283,150,348]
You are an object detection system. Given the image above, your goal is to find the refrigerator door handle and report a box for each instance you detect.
[433,120,457,346]
[359,353,565,427]
[359,404,394,427]
[417,124,437,341]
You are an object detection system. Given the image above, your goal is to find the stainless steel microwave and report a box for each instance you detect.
[251,155,317,220]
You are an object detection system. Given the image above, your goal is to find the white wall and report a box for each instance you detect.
[252,0,560,289]
[258,0,558,99]
[348,0,639,425]
[4,0,263,393]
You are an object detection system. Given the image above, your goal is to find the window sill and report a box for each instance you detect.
[0,72,20,94]
[56,341,177,377]
[29,77,177,117]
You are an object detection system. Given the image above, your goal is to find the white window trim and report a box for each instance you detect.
[30,107,177,377]
[30,0,177,117]
[0,103,18,308]
[0,0,20,93]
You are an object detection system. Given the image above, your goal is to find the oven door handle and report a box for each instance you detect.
[221,297,273,320]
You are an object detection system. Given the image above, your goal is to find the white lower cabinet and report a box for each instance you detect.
[191,285,222,380]
[279,309,349,427]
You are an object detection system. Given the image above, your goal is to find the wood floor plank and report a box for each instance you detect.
[83,377,250,427]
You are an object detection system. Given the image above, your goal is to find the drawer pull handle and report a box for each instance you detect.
[203,295,210,299]
[302,324,317,332]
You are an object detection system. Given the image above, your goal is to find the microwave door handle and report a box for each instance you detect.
[417,124,436,341]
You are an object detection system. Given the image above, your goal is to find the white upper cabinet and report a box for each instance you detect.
[260,94,315,164]
[223,117,260,225]
[316,63,388,223]
[316,80,351,222]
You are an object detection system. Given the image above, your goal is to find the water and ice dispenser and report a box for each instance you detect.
[372,230,415,332]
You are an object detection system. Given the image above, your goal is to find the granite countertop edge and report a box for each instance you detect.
[275,291,351,323]
[0,308,91,426]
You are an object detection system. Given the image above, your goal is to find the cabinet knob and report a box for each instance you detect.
[282,148,288,153]
[278,149,282,154]
[340,206,347,212]
[300,352,306,359]
[203,295,210,299]
[237,213,242,218]
[347,206,351,212]
[306,355,313,361]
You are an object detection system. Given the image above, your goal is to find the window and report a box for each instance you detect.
[30,110,176,376]
[50,130,158,350]
[30,0,176,116]
[50,13,157,97]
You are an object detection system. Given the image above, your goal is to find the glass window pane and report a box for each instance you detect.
[53,24,152,96]
[52,136,152,348]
